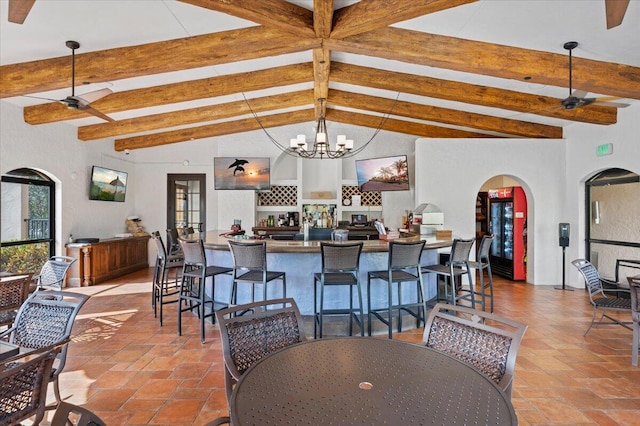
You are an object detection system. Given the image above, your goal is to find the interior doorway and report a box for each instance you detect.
[167,174,206,234]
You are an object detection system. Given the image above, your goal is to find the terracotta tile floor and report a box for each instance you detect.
[35,269,640,425]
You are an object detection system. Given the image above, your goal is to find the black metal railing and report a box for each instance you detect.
[25,218,49,239]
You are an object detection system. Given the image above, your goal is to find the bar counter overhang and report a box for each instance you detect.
[200,231,453,316]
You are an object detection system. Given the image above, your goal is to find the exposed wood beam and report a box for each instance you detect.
[78,90,314,141]
[326,27,640,100]
[24,63,313,125]
[1,26,320,98]
[114,108,315,151]
[331,0,477,39]
[328,89,562,138]
[8,0,36,24]
[330,62,618,125]
[313,49,331,118]
[313,0,334,38]
[177,0,315,38]
[325,108,495,139]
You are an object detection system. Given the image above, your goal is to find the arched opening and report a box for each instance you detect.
[585,168,640,282]
[1,168,55,274]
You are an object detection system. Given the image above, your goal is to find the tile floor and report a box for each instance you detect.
[34,269,640,425]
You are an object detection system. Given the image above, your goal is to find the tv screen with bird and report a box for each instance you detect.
[214,157,271,190]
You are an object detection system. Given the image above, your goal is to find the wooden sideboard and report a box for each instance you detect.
[65,236,150,286]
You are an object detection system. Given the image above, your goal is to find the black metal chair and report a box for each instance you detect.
[178,238,232,343]
[227,241,286,306]
[423,303,527,399]
[215,298,307,403]
[166,228,183,255]
[572,258,632,336]
[466,234,496,312]
[314,242,364,338]
[34,256,76,291]
[422,238,476,308]
[0,274,31,328]
[367,239,427,339]
[626,276,639,367]
[0,343,64,426]
[51,401,106,426]
[151,231,183,326]
[0,291,89,409]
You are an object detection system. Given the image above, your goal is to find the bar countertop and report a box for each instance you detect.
[200,231,452,253]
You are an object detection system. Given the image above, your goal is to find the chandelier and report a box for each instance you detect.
[244,95,399,160]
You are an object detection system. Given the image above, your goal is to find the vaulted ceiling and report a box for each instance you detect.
[1,0,639,153]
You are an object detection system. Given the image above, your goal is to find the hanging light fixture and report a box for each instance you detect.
[243,94,400,160]
[288,99,353,159]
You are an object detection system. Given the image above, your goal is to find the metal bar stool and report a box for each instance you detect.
[228,241,286,306]
[151,231,183,325]
[466,234,496,312]
[422,238,475,308]
[314,242,364,338]
[178,238,232,343]
[367,240,426,339]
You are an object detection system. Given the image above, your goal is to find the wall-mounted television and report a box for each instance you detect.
[214,157,271,190]
[355,155,409,192]
[89,166,128,202]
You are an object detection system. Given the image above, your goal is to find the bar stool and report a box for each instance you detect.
[228,241,286,306]
[367,240,426,339]
[178,238,232,343]
[466,234,495,312]
[422,238,475,308]
[166,228,182,255]
[151,231,183,326]
[314,242,364,338]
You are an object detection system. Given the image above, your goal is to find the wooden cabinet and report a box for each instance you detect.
[65,236,149,286]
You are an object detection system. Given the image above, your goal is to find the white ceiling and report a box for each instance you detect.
[1,0,639,134]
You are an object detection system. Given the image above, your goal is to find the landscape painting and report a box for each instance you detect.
[214,157,271,190]
[89,166,128,202]
[355,155,409,192]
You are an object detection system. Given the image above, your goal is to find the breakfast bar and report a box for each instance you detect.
[199,231,452,316]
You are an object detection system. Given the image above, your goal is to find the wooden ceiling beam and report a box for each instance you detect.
[177,0,315,38]
[78,90,314,141]
[328,89,562,138]
[330,0,477,39]
[330,62,617,125]
[24,63,313,125]
[313,49,331,118]
[313,0,334,38]
[325,108,495,139]
[1,26,320,98]
[326,27,640,100]
[114,108,315,151]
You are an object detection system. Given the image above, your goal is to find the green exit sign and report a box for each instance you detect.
[596,143,613,157]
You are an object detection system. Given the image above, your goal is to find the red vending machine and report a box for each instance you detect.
[488,187,527,280]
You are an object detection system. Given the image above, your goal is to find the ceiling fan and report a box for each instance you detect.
[559,41,628,110]
[26,41,114,122]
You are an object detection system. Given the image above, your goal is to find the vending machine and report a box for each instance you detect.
[488,187,527,280]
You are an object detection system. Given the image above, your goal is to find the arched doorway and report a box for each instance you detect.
[1,168,55,274]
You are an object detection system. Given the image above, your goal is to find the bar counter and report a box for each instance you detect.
[199,231,452,319]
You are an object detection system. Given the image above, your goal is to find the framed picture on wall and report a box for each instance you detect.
[214,157,271,190]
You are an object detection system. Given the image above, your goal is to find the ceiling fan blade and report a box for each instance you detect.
[594,99,630,108]
[75,88,113,105]
[8,0,36,24]
[571,89,589,99]
[81,106,115,122]
[605,0,630,29]
[22,94,60,103]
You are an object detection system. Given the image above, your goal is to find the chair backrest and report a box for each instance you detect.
[51,401,106,426]
[0,274,32,326]
[628,276,640,322]
[9,291,89,378]
[388,240,426,269]
[477,234,495,262]
[179,238,206,267]
[215,298,306,401]
[36,256,76,291]
[151,231,168,262]
[166,228,181,254]
[320,242,363,272]
[228,241,267,271]
[0,344,63,426]
[572,259,606,301]
[422,303,527,397]
[449,238,475,265]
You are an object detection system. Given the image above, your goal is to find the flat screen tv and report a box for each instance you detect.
[355,155,409,192]
[214,157,271,190]
[89,166,128,202]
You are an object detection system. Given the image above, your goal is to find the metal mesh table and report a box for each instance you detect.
[231,337,517,425]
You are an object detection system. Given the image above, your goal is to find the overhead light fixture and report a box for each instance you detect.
[244,95,400,160]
